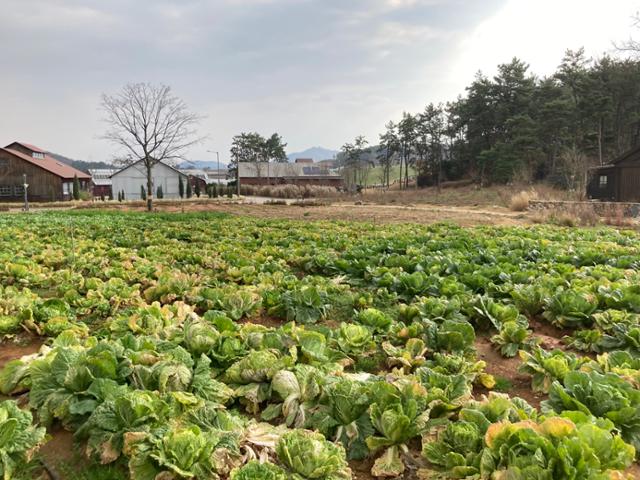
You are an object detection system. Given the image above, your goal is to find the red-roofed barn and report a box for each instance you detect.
[0,142,91,201]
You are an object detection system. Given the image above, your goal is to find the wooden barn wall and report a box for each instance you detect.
[619,167,640,202]
[0,151,63,201]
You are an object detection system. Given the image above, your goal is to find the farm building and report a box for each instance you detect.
[587,145,640,202]
[0,142,91,201]
[89,169,117,199]
[238,162,343,187]
[111,160,188,200]
[178,168,230,186]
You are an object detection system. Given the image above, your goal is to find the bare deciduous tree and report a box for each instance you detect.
[101,83,202,211]
[615,13,640,54]
[560,146,590,197]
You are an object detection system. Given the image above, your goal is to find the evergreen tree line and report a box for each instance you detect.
[115,180,234,202]
[344,49,640,190]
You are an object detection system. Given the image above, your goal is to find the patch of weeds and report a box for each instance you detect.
[56,459,128,480]
[493,376,514,392]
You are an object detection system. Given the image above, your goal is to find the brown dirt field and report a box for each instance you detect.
[528,318,570,351]
[239,315,285,329]
[0,335,44,369]
[475,335,546,409]
[38,428,82,479]
[102,200,528,227]
[627,464,640,478]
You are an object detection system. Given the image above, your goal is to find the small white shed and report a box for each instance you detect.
[111,160,187,200]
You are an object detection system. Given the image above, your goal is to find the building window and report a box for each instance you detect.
[32,152,44,159]
[14,185,24,196]
[0,186,11,196]
[599,175,608,188]
[62,182,71,195]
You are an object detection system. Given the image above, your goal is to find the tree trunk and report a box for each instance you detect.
[398,152,403,191]
[405,155,409,189]
[146,160,153,212]
[598,118,603,165]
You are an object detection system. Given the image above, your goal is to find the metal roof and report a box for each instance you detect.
[110,159,187,178]
[89,169,117,186]
[238,162,340,178]
[1,145,91,180]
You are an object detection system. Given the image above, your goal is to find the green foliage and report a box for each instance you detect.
[280,286,329,324]
[543,289,599,328]
[422,394,634,479]
[366,379,430,477]
[0,400,47,480]
[72,174,80,201]
[544,370,640,454]
[354,308,392,332]
[178,176,184,198]
[308,377,373,460]
[230,461,288,480]
[0,212,640,479]
[490,319,535,357]
[518,347,588,394]
[276,430,351,479]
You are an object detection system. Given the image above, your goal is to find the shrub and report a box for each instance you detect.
[508,191,531,211]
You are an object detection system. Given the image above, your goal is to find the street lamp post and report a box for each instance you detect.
[206,150,220,186]
[22,174,29,212]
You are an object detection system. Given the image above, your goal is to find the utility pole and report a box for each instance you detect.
[206,150,220,185]
[22,174,29,212]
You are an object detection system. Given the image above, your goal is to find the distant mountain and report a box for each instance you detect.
[47,152,113,174]
[287,147,338,162]
[178,160,227,170]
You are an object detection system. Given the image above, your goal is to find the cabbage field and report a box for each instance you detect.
[2,210,640,479]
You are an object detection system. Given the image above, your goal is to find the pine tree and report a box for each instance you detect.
[117,191,122,202]
[140,185,147,201]
[179,176,185,198]
[194,182,201,198]
[122,190,125,200]
[227,186,233,198]
[212,184,218,198]
[72,174,80,200]
[156,185,163,199]
[186,180,192,198]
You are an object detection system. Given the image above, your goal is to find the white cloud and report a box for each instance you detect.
[452,0,638,84]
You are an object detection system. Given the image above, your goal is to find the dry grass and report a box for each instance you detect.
[240,184,340,199]
[509,191,533,211]
[359,183,580,208]
[532,204,602,227]
[602,204,634,227]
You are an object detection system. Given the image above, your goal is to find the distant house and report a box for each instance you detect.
[111,160,188,200]
[238,162,343,187]
[178,168,230,186]
[89,169,117,199]
[317,159,337,169]
[0,142,91,201]
[587,145,640,202]
[294,158,314,164]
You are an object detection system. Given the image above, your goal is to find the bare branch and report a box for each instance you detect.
[100,82,204,210]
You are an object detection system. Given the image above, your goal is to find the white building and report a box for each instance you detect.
[178,168,230,185]
[111,160,187,200]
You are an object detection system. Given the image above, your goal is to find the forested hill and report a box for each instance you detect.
[47,152,113,173]
[340,49,640,190]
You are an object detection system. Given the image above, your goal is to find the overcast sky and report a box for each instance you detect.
[0,0,638,163]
